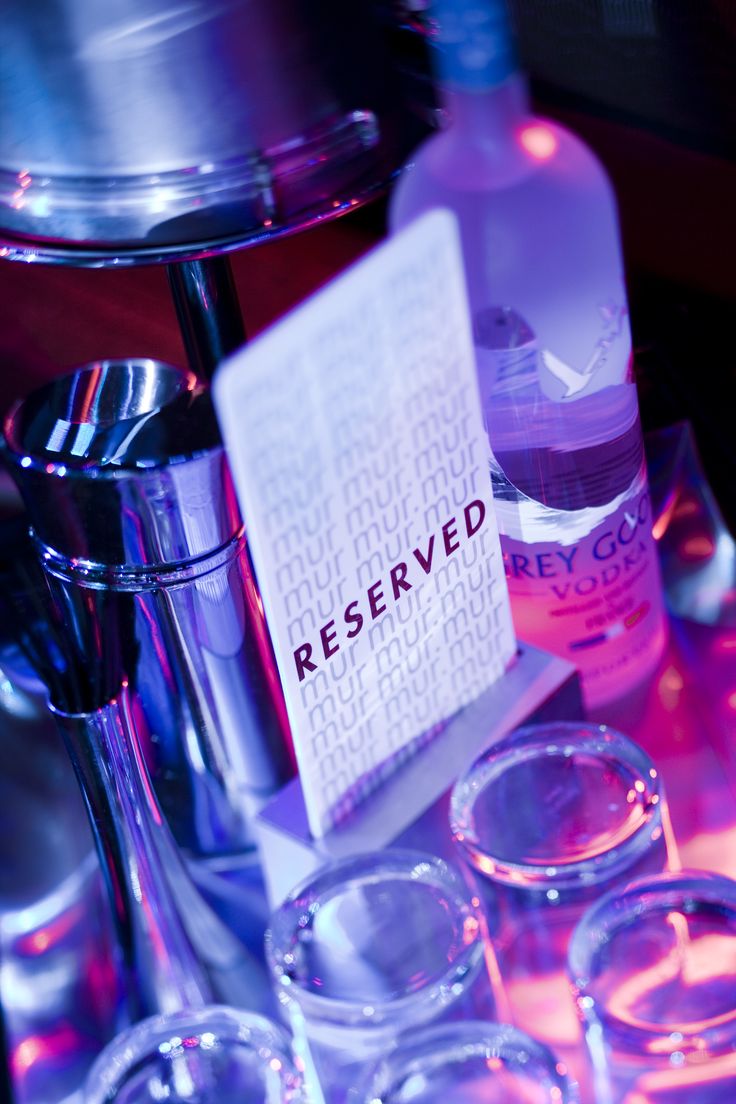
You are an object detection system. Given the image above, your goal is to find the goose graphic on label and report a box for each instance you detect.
[541,301,629,398]
[541,346,606,397]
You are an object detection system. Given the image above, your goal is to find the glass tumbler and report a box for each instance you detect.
[83,1004,308,1104]
[358,1020,578,1103]
[569,870,736,1104]
[265,849,495,1102]
[449,722,668,1057]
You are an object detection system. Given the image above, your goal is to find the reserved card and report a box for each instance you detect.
[214,210,516,837]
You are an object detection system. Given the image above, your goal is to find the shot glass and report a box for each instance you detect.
[265,849,495,1102]
[358,1020,578,1103]
[449,722,668,1057]
[569,870,736,1104]
[83,1005,308,1104]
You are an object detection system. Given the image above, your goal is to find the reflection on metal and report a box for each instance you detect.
[168,256,247,379]
[1,359,293,856]
[52,685,267,1020]
[0,0,405,263]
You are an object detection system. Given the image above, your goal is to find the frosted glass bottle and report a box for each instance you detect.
[389,0,667,709]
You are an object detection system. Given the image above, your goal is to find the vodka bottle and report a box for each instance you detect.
[389,0,667,709]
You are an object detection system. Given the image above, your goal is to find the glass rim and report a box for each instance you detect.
[83,1005,299,1104]
[568,869,736,1053]
[357,1019,578,1102]
[265,848,485,1022]
[449,721,664,888]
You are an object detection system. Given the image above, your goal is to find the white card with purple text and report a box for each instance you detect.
[214,210,516,837]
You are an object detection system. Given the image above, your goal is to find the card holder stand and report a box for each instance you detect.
[256,641,583,907]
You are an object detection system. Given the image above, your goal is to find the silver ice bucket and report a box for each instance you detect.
[0,0,417,258]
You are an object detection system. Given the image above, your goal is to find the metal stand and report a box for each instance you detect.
[167,255,247,379]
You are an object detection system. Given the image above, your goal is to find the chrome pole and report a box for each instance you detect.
[167,256,247,379]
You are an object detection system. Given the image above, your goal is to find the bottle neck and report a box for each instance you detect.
[432,0,516,92]
[431,0,527,144]
[440,75,529,145]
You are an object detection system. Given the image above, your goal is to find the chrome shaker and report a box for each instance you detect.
[1,358,293,859]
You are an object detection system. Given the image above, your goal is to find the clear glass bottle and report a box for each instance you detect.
[389,0,667,709]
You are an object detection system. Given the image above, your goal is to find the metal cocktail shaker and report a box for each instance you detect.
[1,358,293,859]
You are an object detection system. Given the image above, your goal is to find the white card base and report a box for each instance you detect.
[255,642,582,907]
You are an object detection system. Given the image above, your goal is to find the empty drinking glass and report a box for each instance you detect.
[83,1004,308,1104]
[569,870,736,1104]
[449,722,669,1058]
[265,849,496,1102]
[358,1020,578,1103]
